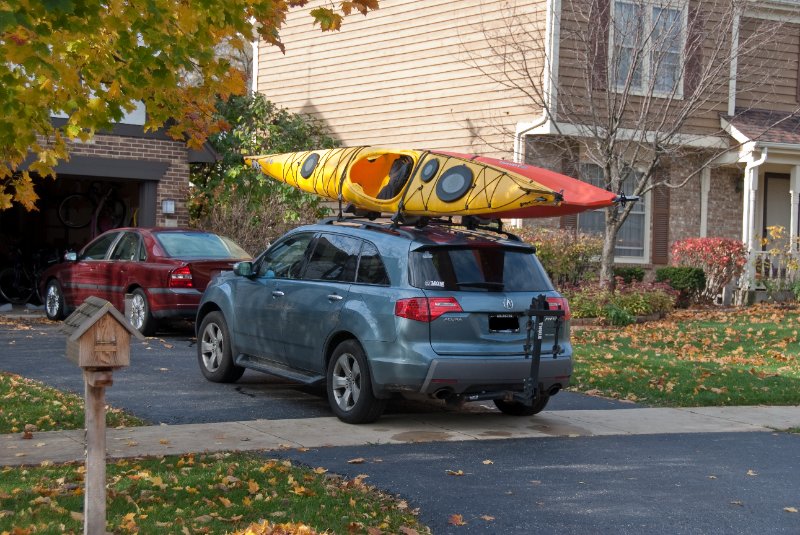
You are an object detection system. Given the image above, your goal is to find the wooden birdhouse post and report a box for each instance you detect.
[62,296,143,535]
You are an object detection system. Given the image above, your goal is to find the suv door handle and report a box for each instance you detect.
[327,294,343,301]
[272,290,285,297]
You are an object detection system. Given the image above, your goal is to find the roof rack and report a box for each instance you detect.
[318,214,522,242]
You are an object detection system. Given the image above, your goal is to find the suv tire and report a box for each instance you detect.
[327,340,386,424]
[197,311,245,383]
[494,392,549,416]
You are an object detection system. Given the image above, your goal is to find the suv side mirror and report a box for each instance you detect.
[233,261,254,277]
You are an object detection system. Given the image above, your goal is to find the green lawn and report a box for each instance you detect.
[0,453,429,534]
[570,304,800,406]
[0,372,146,434]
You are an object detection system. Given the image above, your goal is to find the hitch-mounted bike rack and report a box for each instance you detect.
[464,294,564,406]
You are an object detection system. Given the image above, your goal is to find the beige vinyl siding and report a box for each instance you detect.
[256,0,547,157]
[736,19,800,113]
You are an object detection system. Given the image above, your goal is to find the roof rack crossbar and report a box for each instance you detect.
[319,214,522,242]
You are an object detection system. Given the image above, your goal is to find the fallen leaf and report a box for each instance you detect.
[784,507,798,513]
[731,501,744,507]
[482,460,494,465]
[448,514,467,526]
[480,515,495,521]
[70,511,84,521]
[445,470,464,476]
[746,470,757,476]
[347,458,366,464]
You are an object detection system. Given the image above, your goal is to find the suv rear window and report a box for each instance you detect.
[409,245,553,292]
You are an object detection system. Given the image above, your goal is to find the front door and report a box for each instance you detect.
[763,173,791,250]
[279,233,360,373]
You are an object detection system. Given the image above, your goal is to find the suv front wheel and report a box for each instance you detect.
[198,311,245,383]
[327,340,386,424]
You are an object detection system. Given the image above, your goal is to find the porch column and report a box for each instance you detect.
[700,168,711,237]
[743,158,763,282]
[791,165,800,253]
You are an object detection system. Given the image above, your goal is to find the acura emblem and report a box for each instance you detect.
[502,298,514,310]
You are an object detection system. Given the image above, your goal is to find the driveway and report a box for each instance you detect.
[0,319,632,424]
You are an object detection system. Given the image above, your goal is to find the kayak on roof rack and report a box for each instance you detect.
[245,146,626,219]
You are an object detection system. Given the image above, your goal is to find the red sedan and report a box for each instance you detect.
[40,228,251,335]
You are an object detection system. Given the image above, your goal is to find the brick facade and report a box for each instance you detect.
[66,134,191,227]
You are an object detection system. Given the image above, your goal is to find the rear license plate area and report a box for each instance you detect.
[489,314,519,333]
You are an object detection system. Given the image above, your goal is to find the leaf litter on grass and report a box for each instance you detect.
[571,304,800,406]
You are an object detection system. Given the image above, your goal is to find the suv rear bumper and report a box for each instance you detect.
[367,346,572,397]
[418,356,572,395]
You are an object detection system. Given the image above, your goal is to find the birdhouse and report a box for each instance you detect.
[62,296,143,369]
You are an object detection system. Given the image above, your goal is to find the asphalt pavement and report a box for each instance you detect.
[1,310,799,534]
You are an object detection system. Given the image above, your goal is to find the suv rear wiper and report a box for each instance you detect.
[457,281,505,290]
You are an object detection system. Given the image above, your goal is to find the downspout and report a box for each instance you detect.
[513,117,549,164]
[511,118,548,228]
[250,20,259,94]
[727,6,741,117]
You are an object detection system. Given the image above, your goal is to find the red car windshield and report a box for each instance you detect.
[154,232,249,259]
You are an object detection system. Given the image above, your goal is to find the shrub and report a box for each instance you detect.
[512,227,602,287]
[655,266,706,307]
[613,266,645,283]
[194,192,326,256]
[603,303,635,326]
[562,280,676,324]
[671,237,747,301]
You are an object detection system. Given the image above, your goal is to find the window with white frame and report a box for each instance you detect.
[577,163,648,260]
[612,0,685,96]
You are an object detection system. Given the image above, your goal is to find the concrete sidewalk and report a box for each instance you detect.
[3,405,799,467]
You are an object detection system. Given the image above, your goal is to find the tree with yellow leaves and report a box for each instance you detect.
[0,0,378,210]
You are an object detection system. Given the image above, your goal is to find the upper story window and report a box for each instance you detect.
[577,164,649,262]
[612,0,686,97]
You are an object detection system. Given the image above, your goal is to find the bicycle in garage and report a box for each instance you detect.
[58,182,127,238]
[0,249,56,305]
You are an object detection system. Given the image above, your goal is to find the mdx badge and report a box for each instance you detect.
[502,298,514,310]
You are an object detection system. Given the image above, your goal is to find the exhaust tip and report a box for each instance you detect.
[433,388,453,400]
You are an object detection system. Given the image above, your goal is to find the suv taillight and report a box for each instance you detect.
[395,297,462,322]
[546,296,571,320]
[169,265,193,288]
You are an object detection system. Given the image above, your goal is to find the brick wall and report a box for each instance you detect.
[706,167,743,239]
[66,134,191,227]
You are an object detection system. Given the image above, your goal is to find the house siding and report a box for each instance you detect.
[257,0,547,157]
[737,19,800,112]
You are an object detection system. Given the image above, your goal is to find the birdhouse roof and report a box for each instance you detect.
[61,296,144,341]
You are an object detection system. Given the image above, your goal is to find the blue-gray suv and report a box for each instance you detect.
[196,217,572,423]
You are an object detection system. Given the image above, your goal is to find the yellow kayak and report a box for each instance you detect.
[245,147,563,217]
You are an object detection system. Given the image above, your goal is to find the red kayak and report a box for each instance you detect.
[436,151,619,218]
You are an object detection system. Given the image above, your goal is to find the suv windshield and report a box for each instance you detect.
[409,245,553,292]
